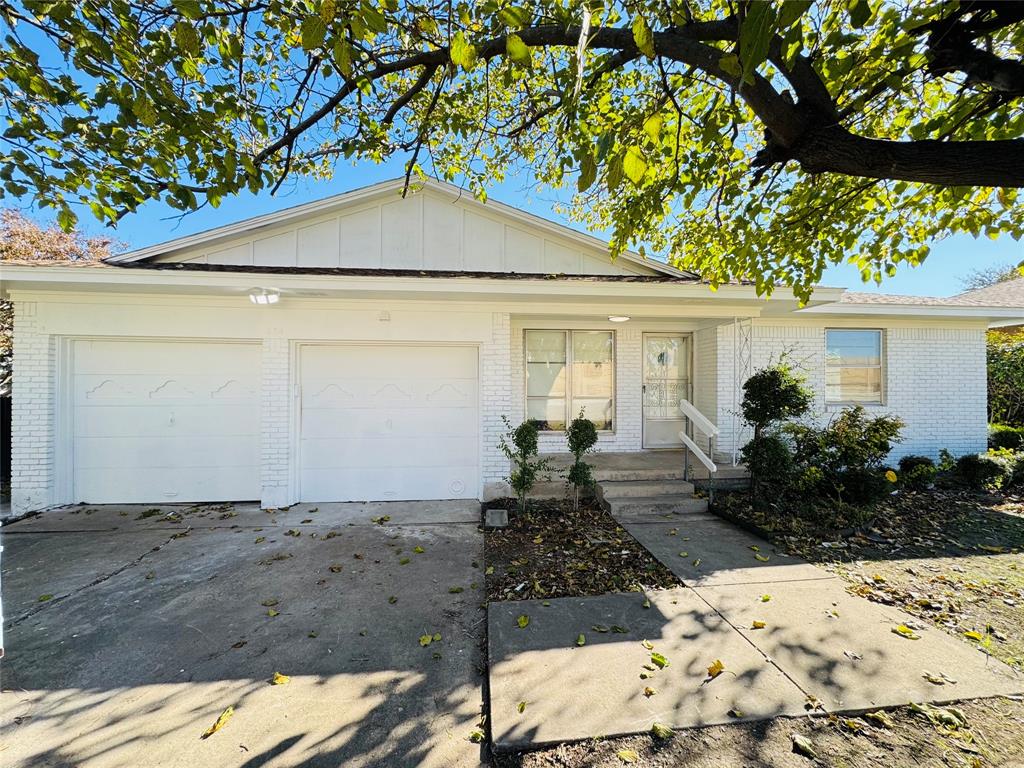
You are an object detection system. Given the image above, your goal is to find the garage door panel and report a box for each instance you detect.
[73,340,260,375]
[299,406,477,439]
[75,466,258,504]
[301,467,477,502]
[299,437,478,469]
[72,340,260,503]
[299,344,479,502]
[301,345,476,380]
[74,435,260,470]
[74,405,259,438]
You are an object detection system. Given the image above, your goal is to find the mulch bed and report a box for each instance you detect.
[483,498,680,602]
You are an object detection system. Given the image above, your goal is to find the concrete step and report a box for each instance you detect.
[607,495,709,517]
[593,467,687,483]
[599,479,695,500]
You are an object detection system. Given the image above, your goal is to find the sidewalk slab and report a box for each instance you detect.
[618,518,832,586]
[696,579,1024,712]
[487,589,806,751]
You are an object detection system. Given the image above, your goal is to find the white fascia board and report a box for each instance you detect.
[797,302,1024,324]
[0,263,789,309]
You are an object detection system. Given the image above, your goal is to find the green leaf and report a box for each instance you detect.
[651,722,674,739]
[506,34,530,66]
[576,633,586,646]
[719,54,741,79]
[777,1,812,29]
[577,152,597,192]
[173,22,201,56]
[623,146,647,185]
[631,15,655,58]
[616,749,639,763]
[650,652,669,668]
[451,31,477,69]
[301,16,327,51]
[498,6,532,27]
[516,614,530,628]
[643,113,663,144]
[848,0,873,29]
[56,208,77,232]
[739,1,777,82]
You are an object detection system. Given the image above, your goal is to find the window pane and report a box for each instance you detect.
[527,362,566,397]
[526,330,567,363]
[527,398,566,431]
[826,366,882,402]
[572,331,613,364]
[826,330,881,367]
[572,398,613,430]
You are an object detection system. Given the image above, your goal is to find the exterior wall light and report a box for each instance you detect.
[607,315,630,323]
[248,289,280,305]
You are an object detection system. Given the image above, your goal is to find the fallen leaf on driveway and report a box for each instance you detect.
[517,701,527,713]
[616,749,639,763]
[754,553,770,562]
[760,594,772,602]
[751,620,766,629]
[260,599,278,607]
[865,710,894,728]
[576,633,586,646]
[516,614,530,628]
[270,672,290,686]
[643,686,656,697]
[255,537,266,544]
[266,609,279,617]
[892,624,920,640]
[592,624,609,633]
[651,652,669,669]
[448,586,464,593]
[413,546,425,554]
[727,708,743,718]
[964,630,984,641]
[791,732,816,758]
[706,659,725,679]
[468,729,485,743]
[641,639,654,650]
[37,594,54,602]
[611,625,629,633]
[201,706,234,739]
[388,595,398,604]
[922,671,947,685]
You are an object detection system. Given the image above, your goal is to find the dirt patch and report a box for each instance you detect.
[494,697,1024,767]
[484,498,680,602]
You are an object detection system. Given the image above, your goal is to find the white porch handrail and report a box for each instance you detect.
[679,431,718,473]
[678,398,719,438]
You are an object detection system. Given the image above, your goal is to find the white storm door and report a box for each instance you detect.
[71,339,261,503]
[299,344,479,501]
[642,334,691,448]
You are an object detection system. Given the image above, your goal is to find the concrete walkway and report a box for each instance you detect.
[488,515,1024,751]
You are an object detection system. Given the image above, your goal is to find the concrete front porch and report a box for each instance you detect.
[538,450,750,484]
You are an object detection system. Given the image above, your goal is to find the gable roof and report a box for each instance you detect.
[107,177,696,280]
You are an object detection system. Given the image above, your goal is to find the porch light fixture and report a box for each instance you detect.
[607,315,630,323]
[248,288,280,305]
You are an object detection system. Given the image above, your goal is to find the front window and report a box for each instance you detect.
[526,330,614,430]
[826,329,883,404]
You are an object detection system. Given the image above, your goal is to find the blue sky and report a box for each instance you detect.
[53,157,1022,299]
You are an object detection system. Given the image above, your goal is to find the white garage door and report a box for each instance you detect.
[299,344,479,501]
[71,339,261,503]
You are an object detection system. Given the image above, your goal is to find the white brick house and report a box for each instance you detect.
[3,178,1022,517]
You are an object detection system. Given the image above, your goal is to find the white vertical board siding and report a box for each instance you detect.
[70,339,261,503]
[153,188,656,276]
[298,344,480,501]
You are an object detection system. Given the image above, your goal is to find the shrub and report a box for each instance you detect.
[785,406,904,504]
[498,417,552,514]
[955,453,1009,490]
[897,455,937,490]
[989,424,1024,451]
[740,363,812,495]
[740,364,813,440]
[988,330,1024,427]
[739,433,793,486]
[938,448,957,473]
[565,411,599,511]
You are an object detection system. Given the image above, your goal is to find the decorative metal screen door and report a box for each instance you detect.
[642,334,690,448]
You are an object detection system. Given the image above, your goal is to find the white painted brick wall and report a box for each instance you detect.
[10,302,56,516]
[714,322,987,462]
[481,313,513,492]
[260,338,291,508]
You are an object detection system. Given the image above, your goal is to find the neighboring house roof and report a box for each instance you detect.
[953,276,1024,307]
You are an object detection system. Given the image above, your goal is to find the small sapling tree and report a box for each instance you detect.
[565,411,599,512]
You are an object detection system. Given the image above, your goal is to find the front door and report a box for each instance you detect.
[642,334,690,448]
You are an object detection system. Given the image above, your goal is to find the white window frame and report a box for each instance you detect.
[524,329,616,433]
[825,328,885,405]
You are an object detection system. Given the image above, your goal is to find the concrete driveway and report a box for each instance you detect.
[0,500,485,768]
